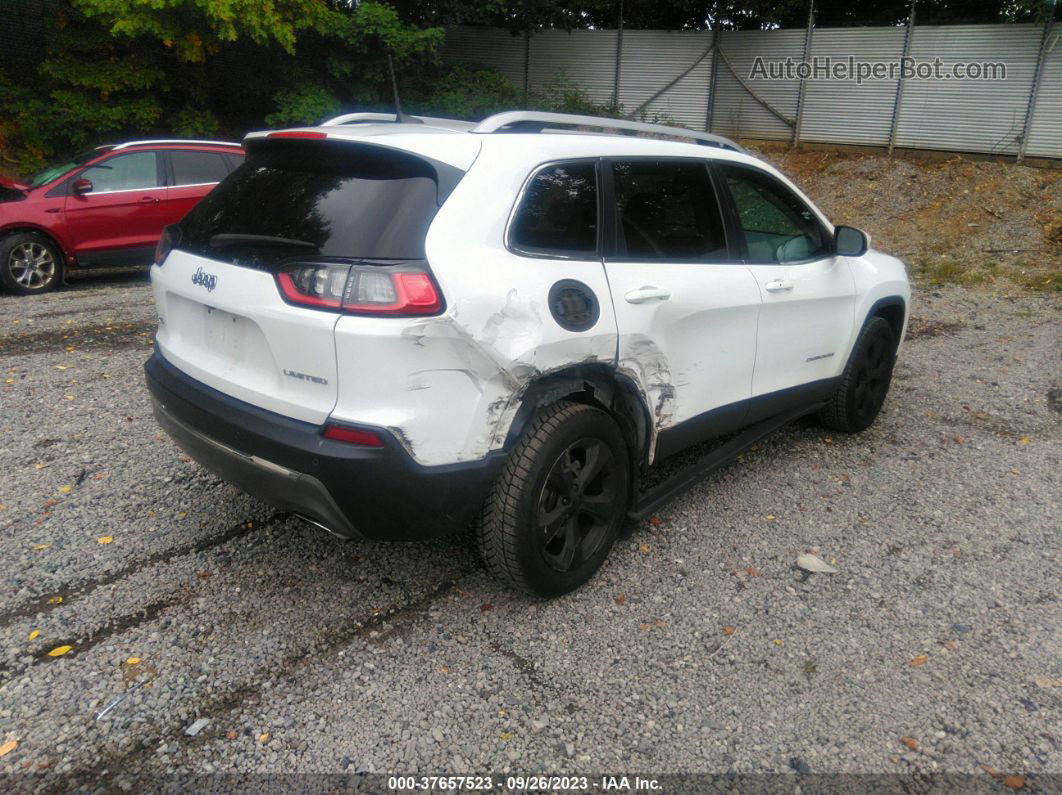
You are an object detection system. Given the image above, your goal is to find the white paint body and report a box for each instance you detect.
[151,124,910,467]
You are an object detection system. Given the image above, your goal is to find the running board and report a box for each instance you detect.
[627,402,826,522]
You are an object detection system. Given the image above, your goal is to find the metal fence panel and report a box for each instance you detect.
[894,24,1042,156]
[801,27,907,146]
[710,29,805,141]
[615,30,713,130]
[440,24,1061,160]
[440,26,527,89]
[529,29,618,106]
[1025,28,1061,159]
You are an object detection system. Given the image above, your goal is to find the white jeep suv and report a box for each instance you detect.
[146,111,909,597]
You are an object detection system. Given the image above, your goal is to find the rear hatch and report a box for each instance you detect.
[152,138,469,424]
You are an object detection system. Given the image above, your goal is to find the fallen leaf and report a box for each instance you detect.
[126,657,141,665]
[1033,675,1062,688]
[722,626,736,636]
[765,514,776,521]
[639,543,650,553]
[226,730,238,740]
[454,587,470,597]
[47,596,63,604]
[33,544,49,551]
[745,566,760,576]
[28,630,39,641]
[823,436,833,444]
[900,736,919,751]
[1003,775,1026,789]
[258,732,270,743]
[773,639,783,646]
[97,536,114,545]
[479,603,494,612]
[178,511,187,519]
[953,547,962,557]
[911,655,929,667]
[197,570,211,579]
[0,740,16,757]
[649,516,663,526]
[953,435,964,444]
[437,666,450,674]
[614,593,626,605]
[58,485,72,494]
[796,553,837,573]
[500,731,513,741]
[1018,436,1031,445]
[47,645,72,657]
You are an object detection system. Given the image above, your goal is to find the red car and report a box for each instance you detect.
[0,139,244,295]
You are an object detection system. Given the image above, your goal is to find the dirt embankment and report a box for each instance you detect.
[750,143,1062,292]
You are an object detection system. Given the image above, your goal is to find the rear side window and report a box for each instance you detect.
[171,151,231,185]
[79,152,159,192]
[178,142,456,266]
[509,161,598,258]
[611,160,727,260]
[721,163,828,263]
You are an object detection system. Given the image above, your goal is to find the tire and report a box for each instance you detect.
[477,401,630,598]
[0,232,64,295]
[818,316,896,433]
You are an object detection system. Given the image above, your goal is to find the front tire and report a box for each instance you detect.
[0,233,64,295]
[818,316,896,432]
[477,401,630,597]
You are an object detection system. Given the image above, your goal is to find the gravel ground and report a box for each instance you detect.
[0,271,1059,792]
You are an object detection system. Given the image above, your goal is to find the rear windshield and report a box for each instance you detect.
[178,142,458,266]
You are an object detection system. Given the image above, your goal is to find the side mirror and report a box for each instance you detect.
[72,178,93,196]
[835,225,869,257]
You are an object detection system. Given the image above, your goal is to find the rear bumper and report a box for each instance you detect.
[144,350,504,541]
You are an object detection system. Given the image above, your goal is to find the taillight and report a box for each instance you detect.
[275,262,442,316]
[322,424,384,447]
[155,224,180,266]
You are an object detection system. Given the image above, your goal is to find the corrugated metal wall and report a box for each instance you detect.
[801,27,907,146]
[893,24,1042,155]
[712,29,805,141]
[441,23,1062,160]
[1015,24,1059,159]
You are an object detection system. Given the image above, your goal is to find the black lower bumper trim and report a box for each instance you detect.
[145,350,504,541]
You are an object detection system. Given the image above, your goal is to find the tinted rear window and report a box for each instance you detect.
[178,142,454,266]
[171,150,231,185]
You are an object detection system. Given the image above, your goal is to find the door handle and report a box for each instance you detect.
[139,196,159,204]
[624,286,671,304]
[765,279,794,293]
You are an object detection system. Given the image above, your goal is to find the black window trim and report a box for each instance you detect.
[712,160,835,266]
[602,155,743,265]
[504,158,602,262]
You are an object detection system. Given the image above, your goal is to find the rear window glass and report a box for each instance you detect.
[509,161,598,258]
[178,143,453,266]
[171,151,231,185]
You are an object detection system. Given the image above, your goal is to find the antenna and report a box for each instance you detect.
[387,52,421,125]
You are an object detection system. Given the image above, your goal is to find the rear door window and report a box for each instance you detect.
[611,159,728,260]
[171,151,231,185]
[178,142,459,266]
[509,161,598,258]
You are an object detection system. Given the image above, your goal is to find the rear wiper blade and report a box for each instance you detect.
[210,233,316,249]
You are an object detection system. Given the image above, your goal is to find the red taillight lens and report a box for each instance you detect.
[275,262,442,316]
[322,424,384,447]
[155,224,180,266]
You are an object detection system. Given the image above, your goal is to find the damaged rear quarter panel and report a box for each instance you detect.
[330,140,622,467]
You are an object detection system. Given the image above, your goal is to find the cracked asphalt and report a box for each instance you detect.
[0,271,1058,791]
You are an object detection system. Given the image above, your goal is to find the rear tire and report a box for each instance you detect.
[477,401,630,598]
[0,232,64,295]
[818,316,896,432]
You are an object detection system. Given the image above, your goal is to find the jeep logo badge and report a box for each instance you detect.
[191,267,217,292]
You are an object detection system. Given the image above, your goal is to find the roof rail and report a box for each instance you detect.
[110,139,243,150]
[322,112,476,131]
[471,111,746,153]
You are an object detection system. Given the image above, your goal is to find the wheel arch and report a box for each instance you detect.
[501,364,654,475]
[865,295,907,352]
[0,225,73,266]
